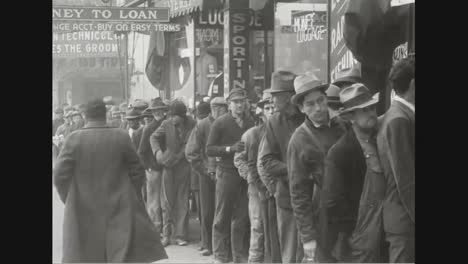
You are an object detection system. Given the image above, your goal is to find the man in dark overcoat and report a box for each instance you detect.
[320,83,387,262]
[53,98,167,263]
[377,58,415,263]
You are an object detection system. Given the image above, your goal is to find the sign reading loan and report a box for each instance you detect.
[52,6,170,22]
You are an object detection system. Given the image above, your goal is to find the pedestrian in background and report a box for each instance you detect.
[377,57,415,263]
[186,97,228,257]
[207,88,254,263]
[138,99,168,235]
[53,107,65,136]
[53,98,167,263]
[287,74,346,263]
[150,100,196,247]
[109,105,122,128]
[257,71,305,264]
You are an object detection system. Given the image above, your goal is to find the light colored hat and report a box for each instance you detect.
[339,83,379,114]
[210,96,227,105]
[333,64,362,87]
[125,108,142,120]
[291,73,328,105]
[326,84,341,104]
[227,88,247,101]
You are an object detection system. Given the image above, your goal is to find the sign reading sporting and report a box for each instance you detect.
[52,6,170,22]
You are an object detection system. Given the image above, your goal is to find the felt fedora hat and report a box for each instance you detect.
[339,83,379,115]
[326,84,341,105]
[147,99,168,110]
[227,88,248,101]
[333,64,362,87]
[270,71,297,94]
[210,96,227,106]
[142,108,153,117]
[125,108,142,120]
[291,73,328,105]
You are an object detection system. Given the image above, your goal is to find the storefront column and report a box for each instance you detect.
[223,0,250,95]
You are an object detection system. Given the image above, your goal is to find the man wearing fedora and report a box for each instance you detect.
[186,97,229,257]
[137,99,168,237]
[125,108,144,152]
[377,57,415,263]
[257,71,305,263]
[333,64,363,89]
[320,83,386,262]
[142,108,155,126]
[150,100,196,247]
[287,74,347,263]
[234,89,279,263]
[207,88,255,263]
[53,98,167,263]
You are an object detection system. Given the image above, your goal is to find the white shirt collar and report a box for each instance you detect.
[394,94,415,113]
[311,118,331,128]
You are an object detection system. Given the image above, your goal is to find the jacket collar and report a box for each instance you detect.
[393,100,415,123]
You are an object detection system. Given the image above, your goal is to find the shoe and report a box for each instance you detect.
[198,246,205,251]
[176,239,188,246]
[201,249,212,256]
[161,237,170,247]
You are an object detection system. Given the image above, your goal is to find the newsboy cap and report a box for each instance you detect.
[228,88,248,101]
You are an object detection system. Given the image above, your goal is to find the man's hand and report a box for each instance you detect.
[303,240,317,262]
[230,141,245,153]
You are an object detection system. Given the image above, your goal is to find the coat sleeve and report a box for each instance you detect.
[319,144,348,257]
[123,134,146,198]
[234,132,249,181]
[137,125,151,169]
[288,137,318,244]
[53,133,77,203]
[384,118,415,222]
[206,119,230,157]
[247,131,268,193]
[258,120,286,194]
[150,121,166,155]
[185,126,206,174]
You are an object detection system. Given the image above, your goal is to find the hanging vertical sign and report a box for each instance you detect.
[329,0,359,83]
[224,7,250,93]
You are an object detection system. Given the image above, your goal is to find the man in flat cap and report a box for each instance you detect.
[53,107,65,136]
[185,97,229,257]
[320,83,386,262]
[234,89,279,263]
[137,99,168,236]
[377,57,415,263]
[257,70,305,263]
[150,100,196,247]
[207,89,255,263]
[53,98,167,263]
[287,74,347,262]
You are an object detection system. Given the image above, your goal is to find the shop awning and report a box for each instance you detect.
[343,0,412,70]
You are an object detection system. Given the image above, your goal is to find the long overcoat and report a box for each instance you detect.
[53,121,168,263]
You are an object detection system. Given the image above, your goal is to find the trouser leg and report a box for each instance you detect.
[276,205,304,263]
[173,160,191,241]
[231,178,249,263]
[161,168,175,239]
[268,198,282,263]
[248,184,264,263]
[212,168,239,262]
[199,172,215,252]
[146,169,163,232]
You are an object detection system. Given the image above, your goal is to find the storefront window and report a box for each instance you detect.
[274,0,328,81]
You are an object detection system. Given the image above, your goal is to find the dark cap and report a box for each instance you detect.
[196,102,211,118]
[270,71,297,94]
[148,99,168,110]
[228,88,247,101]
[169,100,187,118]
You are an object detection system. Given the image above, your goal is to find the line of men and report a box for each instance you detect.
[190,57,414,263]
[51,56,414,263]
